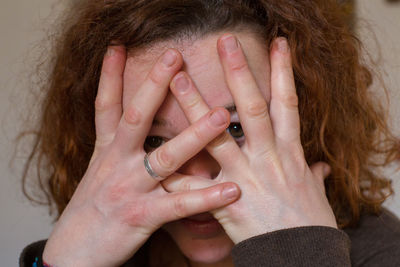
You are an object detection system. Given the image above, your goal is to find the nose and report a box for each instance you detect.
[177,150,220,179]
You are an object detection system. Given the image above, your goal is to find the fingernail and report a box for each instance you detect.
[277,38,289,53]
[174,74,189,93]
[222,186,239,200]
[107,46,115,57]
[162,49,177,67]
[209,109,227,127]
[222,35,238,54]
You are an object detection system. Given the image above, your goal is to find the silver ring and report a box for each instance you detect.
[144,153,163,181]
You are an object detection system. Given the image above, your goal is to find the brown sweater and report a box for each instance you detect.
[20,209,400,266]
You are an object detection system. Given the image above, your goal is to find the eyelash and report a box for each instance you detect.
[144,122,245,152]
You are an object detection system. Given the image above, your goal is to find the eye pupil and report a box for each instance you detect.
[145,136,163,149]
[228,123,244,138]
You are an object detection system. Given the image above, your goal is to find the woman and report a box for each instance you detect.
[20,0,400,266]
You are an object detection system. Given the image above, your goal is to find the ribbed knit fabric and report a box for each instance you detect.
[231,226,351,267]
[344,209,400,266]
[20,209,400,266]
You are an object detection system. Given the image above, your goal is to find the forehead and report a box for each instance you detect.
[123,31,270,131]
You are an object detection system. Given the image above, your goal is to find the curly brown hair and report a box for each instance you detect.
[21,0,399,235]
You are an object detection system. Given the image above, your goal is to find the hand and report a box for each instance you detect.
[163,35,337,244]
[42,46,241,266]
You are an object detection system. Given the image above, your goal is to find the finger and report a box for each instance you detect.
[217,34,274,154]
[155,182,241,224]
[113,49,182,153]
[310,162,331,185]
[269,38,301,149]
[170,71,244,170]
[161,173,221,192]
[146,108,229,179]
[94,46,126,150]
[170,71,208,121]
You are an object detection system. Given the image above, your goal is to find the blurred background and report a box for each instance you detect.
[1,1,399,266]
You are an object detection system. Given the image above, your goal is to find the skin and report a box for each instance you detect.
[43,31,337,267]
[124,32,270,266]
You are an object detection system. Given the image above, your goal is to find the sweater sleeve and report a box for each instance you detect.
[344,209,400,267]
[19,240,47,267]
[231,226,351,267]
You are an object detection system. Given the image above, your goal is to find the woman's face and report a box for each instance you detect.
[123,32,271,265]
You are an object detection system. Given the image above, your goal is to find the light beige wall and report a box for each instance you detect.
[0,0,63,265]
[355,0,400,215]
[0,1,399,265]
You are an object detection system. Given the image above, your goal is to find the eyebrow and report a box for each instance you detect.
[152,103,237,127]
[224,104,236,113]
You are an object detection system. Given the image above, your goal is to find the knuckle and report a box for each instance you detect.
[209,132,231,150]
[156,147,176,173]
[281,93,298,109]
[253,143,277,163]
[230,60,249,73]
[192,125,206,141]
[95,133,114,148]
[179,179,192,191]
[181,180,192,191]
[148,68,165,86]
[89,157,116,182]
[172,196,187,219]
[95,97,121,113]
[95,96,110,112]
[268,152,281,168]
[95,159,116,176]
[246,100,269,118]
[184,96,201,110]
[123,105,142,126]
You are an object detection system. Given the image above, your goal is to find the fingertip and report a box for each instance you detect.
[105,45,126,58]
[271,37,290,54]
[170,71,190,95]
[322,163,331,178]
[221,182,241,201]
[311,162,331,181]
[102,45,126,75]
[220,34,239,53]
[217,33,231,51]
[161,48,183,68]
[167,48,182,58]
[209,107,230,128]
[217,34,244,62]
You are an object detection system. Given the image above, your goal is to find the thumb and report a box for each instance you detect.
[310,161,331,184]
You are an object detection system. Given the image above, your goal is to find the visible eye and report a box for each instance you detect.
[144,136,165,152]
[226,122,245,146]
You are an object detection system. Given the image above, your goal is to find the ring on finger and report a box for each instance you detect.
[144,153,164,181]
